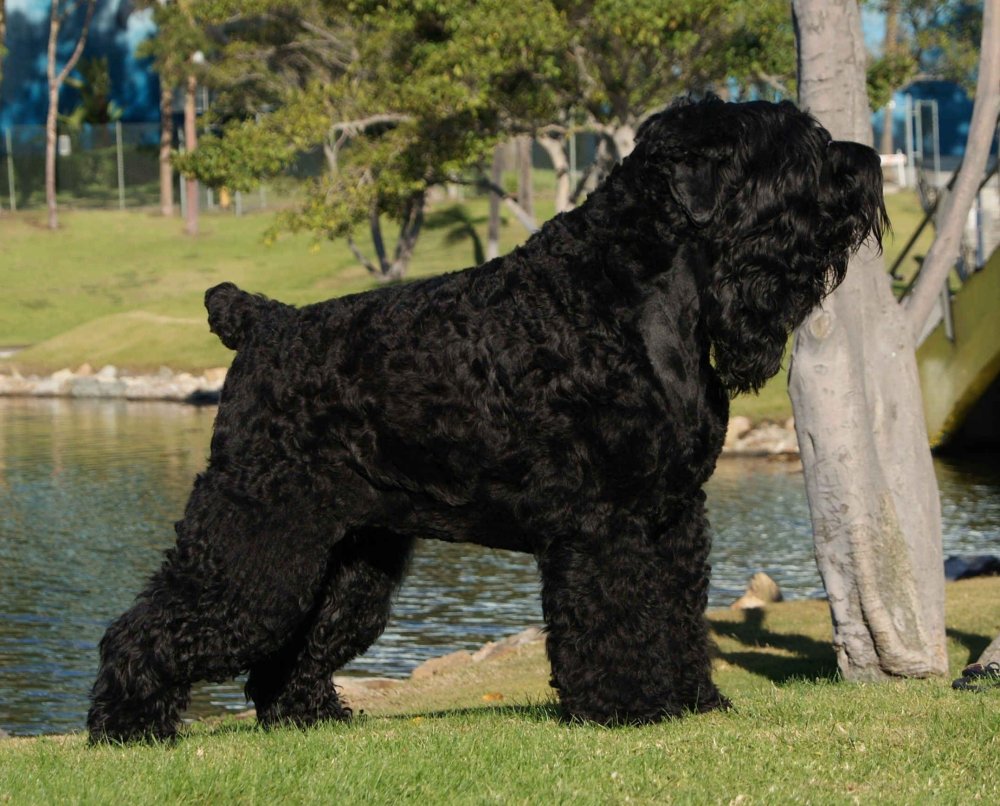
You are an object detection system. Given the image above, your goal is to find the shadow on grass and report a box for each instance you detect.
[709,608,838,683]
[946,627,994,666]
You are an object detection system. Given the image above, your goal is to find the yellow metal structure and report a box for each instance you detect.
[917,248,1000,449]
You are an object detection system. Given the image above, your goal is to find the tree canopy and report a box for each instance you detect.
[162,0,811,276]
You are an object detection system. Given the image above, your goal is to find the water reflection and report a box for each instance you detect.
[0,398,996,735]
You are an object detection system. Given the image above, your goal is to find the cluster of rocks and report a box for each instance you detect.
[723,415,799,456]
[0,364,226,404]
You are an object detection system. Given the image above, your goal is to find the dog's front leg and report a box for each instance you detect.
[538,502,728,725]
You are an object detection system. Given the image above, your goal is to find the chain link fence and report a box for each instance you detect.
[0,122,315,215]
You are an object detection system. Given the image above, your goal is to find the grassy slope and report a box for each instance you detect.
[1,578,997,803]
[0,190,931,422]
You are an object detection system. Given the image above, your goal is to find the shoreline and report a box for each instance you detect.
[0,364,802,456]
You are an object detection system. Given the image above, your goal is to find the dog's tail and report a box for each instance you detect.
[205,282,287,350]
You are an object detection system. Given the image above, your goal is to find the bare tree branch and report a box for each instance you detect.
[903,0,1000,341]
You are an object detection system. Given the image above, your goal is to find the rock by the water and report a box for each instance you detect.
[731,572,784,610]
[410,650,474,680]
[0,366,228,404]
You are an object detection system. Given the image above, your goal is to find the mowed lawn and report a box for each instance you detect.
[1,188,933,422]
[1,578,997,804]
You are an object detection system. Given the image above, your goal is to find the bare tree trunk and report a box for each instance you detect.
[487,144,503,260]
[183,73,198,236]
[790,0,947,681]
[44,0,97,230]
[610,124,636,161]
[45,82,60,230]
[517,136,533,220]
[353,194,426,282]
[903,0,1000,341]
[879,0,900,157]
[537,133,572,214]
[159,82,174,217]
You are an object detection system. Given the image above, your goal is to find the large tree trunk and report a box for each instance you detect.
[159,82,174,217]
[789,0,947,680]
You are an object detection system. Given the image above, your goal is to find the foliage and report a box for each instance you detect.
[560,0,794,130]
[902,0,984,93]
[865,0,985,101]
[60,57,123,130]
[866,50,919,110]
[156,0,804,277]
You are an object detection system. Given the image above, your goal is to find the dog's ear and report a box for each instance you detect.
[635,104,724,226]
[205,283,277,351]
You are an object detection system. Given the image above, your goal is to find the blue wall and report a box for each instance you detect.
[0,0,159,129]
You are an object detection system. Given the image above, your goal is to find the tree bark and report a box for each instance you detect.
[487,144,503,260]
[790,0,947,680]
[902,0,1000,342]
[44,0,97,230]
[537,133,572,214]
[183,73,198,236]
[159,81,174,217]
[517,135,533,220]
[879,0,900,157]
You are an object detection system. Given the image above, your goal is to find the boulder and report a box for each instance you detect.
[410,650,474,680]
[731,572,783,610]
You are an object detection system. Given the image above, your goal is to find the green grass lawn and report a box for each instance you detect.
[2,578,997,804]
[0,189,933,422]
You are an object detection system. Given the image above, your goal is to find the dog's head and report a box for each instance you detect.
[629,97,888,394]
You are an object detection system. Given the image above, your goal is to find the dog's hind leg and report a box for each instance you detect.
[87,480,342,743]
[538,501,729,725]
[246,528,414,728]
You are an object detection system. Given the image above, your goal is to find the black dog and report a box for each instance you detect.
[88,97,886,741]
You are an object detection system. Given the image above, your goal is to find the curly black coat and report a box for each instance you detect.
[88,97,887,741]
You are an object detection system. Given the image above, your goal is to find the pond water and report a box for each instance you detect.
[1,398,997,736]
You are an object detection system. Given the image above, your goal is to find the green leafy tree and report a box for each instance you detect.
[136,0,212,219]
[175,0,800,276]
[177,0,572,279]
[866,0,984,151]
[60,56,123,131]
[536,0,795,210]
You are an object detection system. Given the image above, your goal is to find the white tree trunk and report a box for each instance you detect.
[516,135,533,220]
[790,0,947,680]
[487,144,503,260]
[44,0,96,230]
[537,134,572,214]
